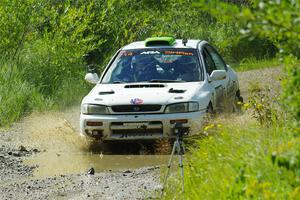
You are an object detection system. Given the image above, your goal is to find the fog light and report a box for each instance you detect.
[170,119,188,124]
[87,121,103,126]
[85,130,92,135]
[91,130,104,140]
[92,130,100,136]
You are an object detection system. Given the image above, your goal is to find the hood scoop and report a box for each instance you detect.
[169,88,186,93]
[124,84,165,88]
[99,90,114,95]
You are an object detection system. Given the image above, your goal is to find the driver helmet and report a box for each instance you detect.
[178,56,197,72]
[132,55,156,73]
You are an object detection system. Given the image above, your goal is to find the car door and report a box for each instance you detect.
[202,45,230,111]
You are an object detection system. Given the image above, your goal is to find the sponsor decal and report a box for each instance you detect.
[130,98,144,105]
[121,51,134,56]
[140,51,160,55]
[164,51,194,56]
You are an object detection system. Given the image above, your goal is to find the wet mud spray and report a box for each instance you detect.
[21,107,168,178]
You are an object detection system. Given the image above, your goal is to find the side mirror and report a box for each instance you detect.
[209,70,227,81]
[85,73,99,84]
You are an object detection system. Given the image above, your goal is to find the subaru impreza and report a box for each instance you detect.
[80,37,242,141]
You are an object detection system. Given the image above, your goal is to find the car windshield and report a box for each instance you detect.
[101,48,203,83]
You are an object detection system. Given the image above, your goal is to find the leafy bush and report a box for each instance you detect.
[244,83,282,127]
[196,0,300,124]
[0,64,50,126]
[282,56,300,130]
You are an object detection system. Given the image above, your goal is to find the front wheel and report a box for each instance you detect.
[233,90,243,113]
[204,103,214,122]
[207,103,214,115]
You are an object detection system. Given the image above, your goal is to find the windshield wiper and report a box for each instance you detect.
[148,79,185,83]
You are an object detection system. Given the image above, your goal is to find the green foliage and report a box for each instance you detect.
[0,0,38,59]
[0,64,51,126]
[1,0,297,198]
[0,0,279,126]
[232,57,281,72]
[195,0,300,124]
[0,0,101,125]
[162,117,293,199]
[245,84,282,127]
[196,0,300,44]
[230,37,277,62]
[282,56,300,129]
[162,1,300,199]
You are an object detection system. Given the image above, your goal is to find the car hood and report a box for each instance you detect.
[82,82,206,106]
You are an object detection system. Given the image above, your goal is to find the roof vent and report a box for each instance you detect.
[145,37,176,47]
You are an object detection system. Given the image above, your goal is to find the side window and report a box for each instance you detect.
[206,45,227,71]
[202,48,216,75]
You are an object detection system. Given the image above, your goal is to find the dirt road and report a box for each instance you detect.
[0,110,164,199]
[0,67,282,199]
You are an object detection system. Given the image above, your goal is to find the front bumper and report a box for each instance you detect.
[80,110,206,141]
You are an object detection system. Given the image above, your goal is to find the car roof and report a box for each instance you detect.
[122,39,201,50]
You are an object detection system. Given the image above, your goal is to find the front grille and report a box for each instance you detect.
[111,105,162,112]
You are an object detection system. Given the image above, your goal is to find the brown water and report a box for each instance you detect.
[26,153,168,178]
[22,109,169,178]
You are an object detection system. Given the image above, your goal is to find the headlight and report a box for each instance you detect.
[165,102,199,113]
[81,104,109,115]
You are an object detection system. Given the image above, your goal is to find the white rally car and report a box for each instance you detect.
[80,37,242,141]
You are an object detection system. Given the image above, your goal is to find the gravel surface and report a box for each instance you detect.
[0,67,283,200]
[0,113,162,199]
[0,145,36,183]
[0,167,160,200]
[0,119,163,200]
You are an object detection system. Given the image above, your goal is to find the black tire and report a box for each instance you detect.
[201,103,214,129]
[206,103,214,119]
[233,90,243,113]
[207,103,214,114]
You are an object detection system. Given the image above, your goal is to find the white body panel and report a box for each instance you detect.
[80,110,206,140]
[80,39,240,141]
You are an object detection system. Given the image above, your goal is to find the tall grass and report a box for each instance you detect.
[162,113,296,199]
[232,57,282,72]
[0,64,51,126]
[0,56,89,127]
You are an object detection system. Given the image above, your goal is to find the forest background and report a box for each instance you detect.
[0,0,278,126]
[1,1,300,199]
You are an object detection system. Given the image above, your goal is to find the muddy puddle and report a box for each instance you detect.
[21,110,169,178]
[25,153,168,178]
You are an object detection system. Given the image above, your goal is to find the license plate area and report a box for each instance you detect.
[123,122,149,128]
[110,121,163,138]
